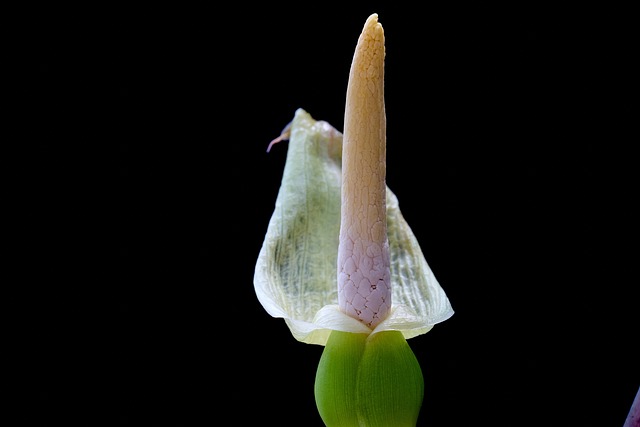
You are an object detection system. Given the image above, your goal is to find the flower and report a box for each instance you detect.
[253,17,452,346]
[254,13,454,427]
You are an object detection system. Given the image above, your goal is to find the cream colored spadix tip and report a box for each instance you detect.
[364,13,381,28]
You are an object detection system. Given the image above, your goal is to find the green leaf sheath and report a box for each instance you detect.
[315,330,424,427]
[315,331,367,426]
[356,331,424,427]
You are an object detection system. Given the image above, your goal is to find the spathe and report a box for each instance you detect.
[254,108,453,345]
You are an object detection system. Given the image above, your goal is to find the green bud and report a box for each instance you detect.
[315,330,424,427]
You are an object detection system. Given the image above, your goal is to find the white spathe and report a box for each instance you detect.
[254,109,453,345]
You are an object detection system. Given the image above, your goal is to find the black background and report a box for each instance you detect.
[14,3,637,426]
